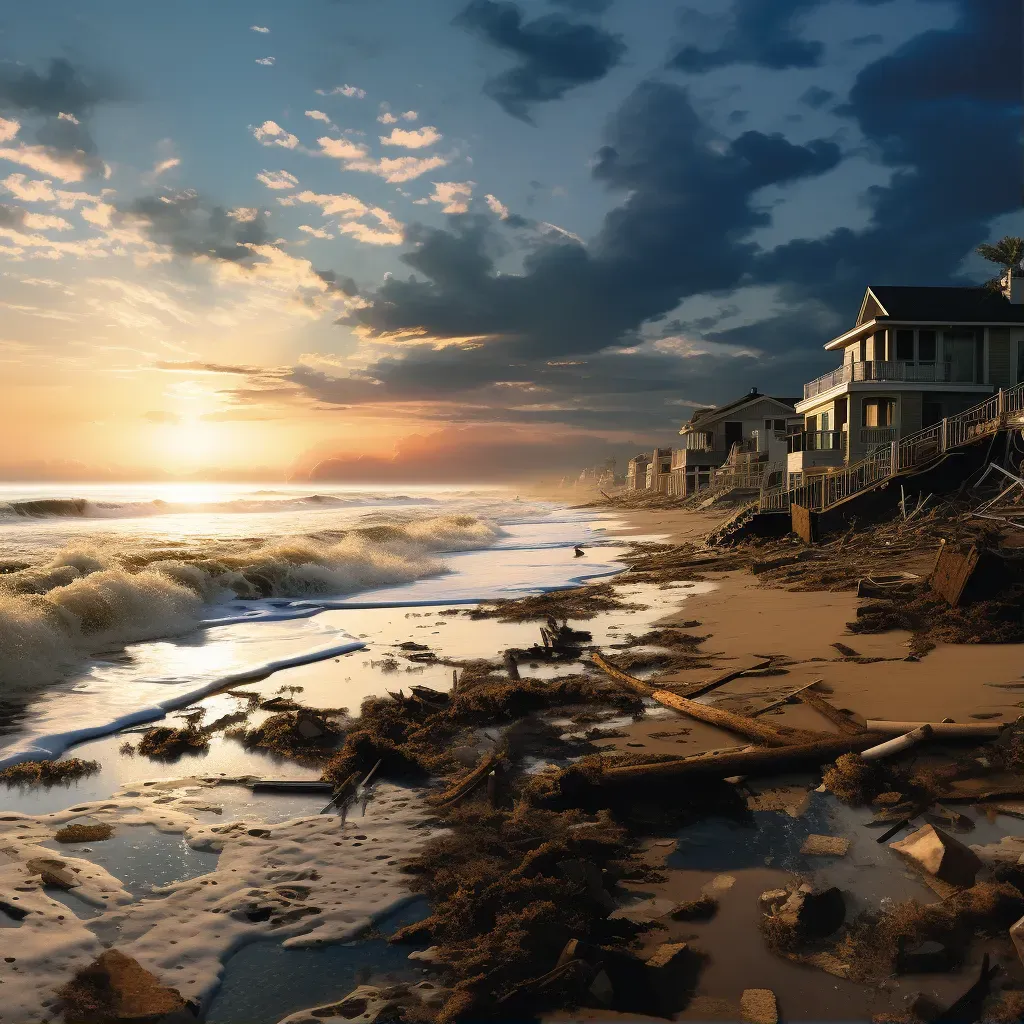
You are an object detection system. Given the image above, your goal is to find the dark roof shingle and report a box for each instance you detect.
[867,286,1024,324]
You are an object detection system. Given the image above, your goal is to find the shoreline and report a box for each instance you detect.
[7,495,1024,1021]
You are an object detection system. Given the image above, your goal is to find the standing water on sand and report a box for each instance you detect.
[0,483,623,766]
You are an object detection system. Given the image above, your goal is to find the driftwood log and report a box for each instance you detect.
[798,690,865,735]
[865,720,1003,738]
[593,732,889,783]
[648,690,827,746]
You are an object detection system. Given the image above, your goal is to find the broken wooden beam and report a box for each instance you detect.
[648,690,827,747]
[430,750,502,807]
[595,732,890,783]
[750,680,821,717]
[589,651,654,696]
[798,690,865,735]
[672,659,773,699]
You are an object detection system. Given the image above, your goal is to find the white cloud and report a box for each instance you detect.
[0,119,19,144]
[430,181,474,214]
[251,24,270,32]
[298,224,334,239]
[2,173,55,202]
[81,202,114,227]
[255,57,276,66]
[23,212,72,232]
[150,157,180,178]
[317,136,370,161]
[401,110,418,121]
[378,112,398,125]
[370,154,448,183]
[315,84,366,99]
[281,190,404,246]
[412,198,429,205]
[280,189,369,219]
[257,169,299,191]
[252,121,299,149]
[305,110,333,124]
[57,112,80,124]
[541,221,584,244]
[379,126,441,149]
[0,145,90,182]
[485,194,509,220]
[227,207,260,223]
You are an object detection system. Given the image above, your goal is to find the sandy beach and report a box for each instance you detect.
[5,492,1024,1023]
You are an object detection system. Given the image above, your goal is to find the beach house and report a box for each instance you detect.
[671,389,800,497]
[626,453,652,490]
[790,274,1024,486]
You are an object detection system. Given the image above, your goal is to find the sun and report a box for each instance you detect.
[154,417,232,472]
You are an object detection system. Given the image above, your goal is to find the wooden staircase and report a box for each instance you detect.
[760,383,1024,514]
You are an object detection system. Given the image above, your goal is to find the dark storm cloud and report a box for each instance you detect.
[0,204,30,229]
[666,0,892,73]
[800,86,834,109]
[752,0,1023,314]
[120,193,272,264]
[849,33,883,47]
[0,58,120,116]
[0,59,124,181]
[315,269,359,295]
[342,81,840,358]
[275,0,1019,437]
[548,0,613,13]
[455,0,626,121]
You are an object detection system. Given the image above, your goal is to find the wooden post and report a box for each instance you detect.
[940,417,948,452]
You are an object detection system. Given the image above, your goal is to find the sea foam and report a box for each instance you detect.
[0,514,502,693]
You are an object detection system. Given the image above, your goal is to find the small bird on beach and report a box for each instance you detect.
[574,545,585,557]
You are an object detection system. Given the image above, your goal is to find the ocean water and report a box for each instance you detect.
[0,482,623,766]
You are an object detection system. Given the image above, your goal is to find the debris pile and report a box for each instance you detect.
[226,710,347,763]
[0,757,100,786]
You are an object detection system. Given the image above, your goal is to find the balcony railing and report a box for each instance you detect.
[786,430,845,454]
[678,431,714,451]
[803,360,976,401]
[860,426,898,445]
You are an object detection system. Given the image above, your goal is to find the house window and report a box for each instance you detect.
[863,398,894,427]
[918,330,937,363]
[764,418,773,432]
[773,419,786,432]
[895,330,914,361]
[820,411,830,431]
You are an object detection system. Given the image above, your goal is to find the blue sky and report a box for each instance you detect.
[0,0,1020,481]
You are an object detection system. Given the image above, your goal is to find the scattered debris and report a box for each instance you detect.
[227,711,346,763]
[668,894,719,921]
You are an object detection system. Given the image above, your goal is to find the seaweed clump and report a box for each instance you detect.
[471,582,641,622]
[836,881,1024,982]
[393,800,655,1021]
[322,670,642,789]
[227,711,346,763]
[849,590,1024,651]
[54,823,113,843]
[822,753,903,807]
[0,758,100,786]
[137,726,209,761]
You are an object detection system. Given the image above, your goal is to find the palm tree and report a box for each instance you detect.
[976,236,1024,295]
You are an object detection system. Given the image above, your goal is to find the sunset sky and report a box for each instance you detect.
[0,0,1020,482]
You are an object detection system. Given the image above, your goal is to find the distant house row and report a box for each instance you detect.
[627,270,1024,497]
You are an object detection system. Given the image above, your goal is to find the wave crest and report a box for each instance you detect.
[0,515,501,692]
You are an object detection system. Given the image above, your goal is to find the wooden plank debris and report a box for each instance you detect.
[750,680,822,717]
[798,690,865,735]
[865,720,1003,738]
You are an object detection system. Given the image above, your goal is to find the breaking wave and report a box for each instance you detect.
[0,492,441,520]
[0,515,502,692]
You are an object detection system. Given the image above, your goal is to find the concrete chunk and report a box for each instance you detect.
[890,824,982,889]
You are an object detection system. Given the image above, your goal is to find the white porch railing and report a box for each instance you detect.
[761,384,1024,515]
[802,360,975,401]
[859,426,897,445]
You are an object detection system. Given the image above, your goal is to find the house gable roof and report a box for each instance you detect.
[683,392,798,432]
[859,285,1024,325]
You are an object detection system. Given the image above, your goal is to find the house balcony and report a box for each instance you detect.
[802,360,981,403]
[671,446,724,470]
[786,430,846,477]
[678,430,715,451]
